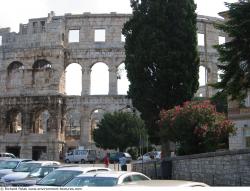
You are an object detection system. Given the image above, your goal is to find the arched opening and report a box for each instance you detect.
[65,63,82,95]
[32,59,52,86]
[6,109,22,134]
[199,65,207,86]
[90,62,109,95]
[33,59,52,69]
[6,61,24,89]
[117,63,130,95]
[90,109,106,144]
[65,110,81,137]
[32,109,50,134]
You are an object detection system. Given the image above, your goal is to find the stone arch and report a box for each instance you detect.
[6,108,23,134]
[33,59,52,69]
[65,109,81,137]
[31,108,51,134]
[65,63,82,95]
[117,62,130,95]
[6,61,24,89]
[90,62,109,95]
[89,108,106,143]
[32,59,52,86]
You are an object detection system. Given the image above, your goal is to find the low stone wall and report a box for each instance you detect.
[172,149,250,186]
[132,149,250,186]
[132,160,162,179]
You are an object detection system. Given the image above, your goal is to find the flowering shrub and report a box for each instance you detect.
[159,100,236,155]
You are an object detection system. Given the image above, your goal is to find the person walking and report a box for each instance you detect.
[119,153,127,171]
[103,153,110,168]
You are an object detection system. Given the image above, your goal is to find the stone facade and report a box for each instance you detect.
[0,12,223,160]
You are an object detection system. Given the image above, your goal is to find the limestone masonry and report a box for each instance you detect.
[0,12,226,160]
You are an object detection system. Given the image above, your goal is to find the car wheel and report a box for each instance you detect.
[81,159,85,164]
[65,159,70,163]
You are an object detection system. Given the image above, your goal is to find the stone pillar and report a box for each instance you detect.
[23,111,32,135]
[80,112,91,147]
[81,64,91,95]
[109,65,118,95]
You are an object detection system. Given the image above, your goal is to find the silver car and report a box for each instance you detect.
[0,161,60,186]
[0,159,32,178]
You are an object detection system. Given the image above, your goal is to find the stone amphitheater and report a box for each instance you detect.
[0,12,225,160]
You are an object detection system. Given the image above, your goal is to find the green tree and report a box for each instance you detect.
[213,1,250,102]
[159,100,236,155]
[122,0,199,143]
[93,111,147,152]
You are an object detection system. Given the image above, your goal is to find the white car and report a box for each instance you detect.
[137,151,161,161]
[35,166,112,186]
[0,161,60,186]
[120,180,209,187]
[65,171,151,187]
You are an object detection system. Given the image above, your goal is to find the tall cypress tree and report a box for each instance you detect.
[122,0,199,143]
[213,1,250,102]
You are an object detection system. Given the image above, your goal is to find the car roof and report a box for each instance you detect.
[1,158,32,162]
[54,166,111,172]
[25,161,60,165]
[120,180,209,187]
[75,171,149,179]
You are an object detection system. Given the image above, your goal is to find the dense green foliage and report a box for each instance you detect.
[213,1,250,102]
[93,111,147,152]
[122,0,199,143]
[159,101,236,155]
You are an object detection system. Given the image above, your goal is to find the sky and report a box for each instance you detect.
[0,0,239,33]
[0,0,239,95]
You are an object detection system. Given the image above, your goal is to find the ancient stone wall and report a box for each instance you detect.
[0,12,223,160]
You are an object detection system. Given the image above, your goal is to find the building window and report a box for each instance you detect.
[246,137,250,148]
[219,36,225,45]
[33,22,38,33]
[0,36,2,46]
[198,33,205,46]
[40,21,46,32]
[69,30,80,43]
[94,29,105,42]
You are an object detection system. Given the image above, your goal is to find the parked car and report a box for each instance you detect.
[120,180,209,187]
[0,161,60,186]
[0,153,16,158]
[10,165,60,187]
[64,149,96,164]
[0,159,32,178]
[109,152,132,164]
[137,151,161,161]
[65,171,151,187]
[35,166,112,187]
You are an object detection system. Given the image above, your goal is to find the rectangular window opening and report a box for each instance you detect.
[219,36,225,45]
[94,29,105,42]
[198,33,204,46]
[69,30,80,43]
[0,35,2,46]
[246,136,250,148]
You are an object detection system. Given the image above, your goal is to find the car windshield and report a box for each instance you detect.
[28,167,54,178]
[66,177,118,187]
[13,163,41,172]
[36,170,82,186]
[0,161,18,169]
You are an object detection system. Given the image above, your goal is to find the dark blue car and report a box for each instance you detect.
[109,152,132,164]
